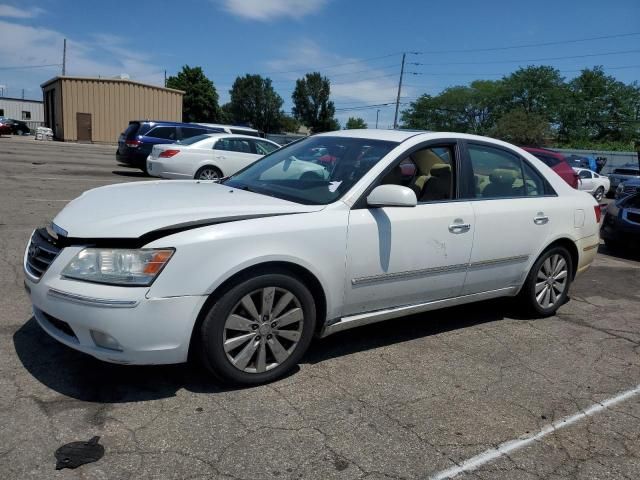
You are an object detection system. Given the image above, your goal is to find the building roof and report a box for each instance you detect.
[0,96,43,104]
[40,76,185,94]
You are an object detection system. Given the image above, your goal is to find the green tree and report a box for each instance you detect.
[491,108,551,146]
[345,117,367,129]
[166,65,221,122]
[279,114,301,133]
[558,67,640,145]
[500,66,565,123]
[226,74,284,133]
[292,72,338,133]
[401,80,502,134]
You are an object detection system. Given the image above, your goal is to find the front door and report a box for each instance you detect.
[76,113,92,142]
[343,143,475,316]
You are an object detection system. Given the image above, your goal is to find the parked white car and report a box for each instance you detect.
[574,167,610,201]
[147,133,280,180]
[24,130,600,385]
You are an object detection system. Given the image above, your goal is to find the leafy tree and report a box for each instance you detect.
[500,66,565,122]
[345,117,368,129]
[226,74,284,133]
[166,65,221,122]
[292,72,338,133]
[491,108,551,146]
[558,67,640,145]
[279,114,301,133]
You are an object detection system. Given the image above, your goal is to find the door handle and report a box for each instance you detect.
[533,214,549,225]
[448,223,471,234]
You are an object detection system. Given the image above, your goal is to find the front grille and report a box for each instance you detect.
[41,311,77,340]
[26,228,62,279]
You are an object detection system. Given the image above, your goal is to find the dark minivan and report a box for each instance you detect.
[116,121,224,173]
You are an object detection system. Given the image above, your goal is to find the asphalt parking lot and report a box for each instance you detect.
[1,135,639,480]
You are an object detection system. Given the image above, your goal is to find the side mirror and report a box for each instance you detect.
[367,184,417,208]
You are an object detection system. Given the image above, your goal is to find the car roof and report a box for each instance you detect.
[195,123,260,132]
[198,133,278,143]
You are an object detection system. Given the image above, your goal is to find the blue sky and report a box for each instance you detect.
[0,0,639,127]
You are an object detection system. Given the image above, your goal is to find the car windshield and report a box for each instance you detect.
[177,134,212,145]
[223,136,398,205]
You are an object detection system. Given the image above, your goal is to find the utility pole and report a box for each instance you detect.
[164,70,167,87]
[62,38,67,76]
[375,109,380,129]
[21,88,24,99]
[393,53,406,129]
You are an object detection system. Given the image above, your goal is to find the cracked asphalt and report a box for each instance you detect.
[1,135,639,479]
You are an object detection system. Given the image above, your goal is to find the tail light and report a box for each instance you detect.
[125,139,141,148]
[594,205,602,223]
[158,149,180,158]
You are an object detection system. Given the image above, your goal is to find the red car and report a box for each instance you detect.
[522,147,579,189]
[0,120,12,136]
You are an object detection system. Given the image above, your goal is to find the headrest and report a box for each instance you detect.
[430,164,451,178]
[489,168,516,185]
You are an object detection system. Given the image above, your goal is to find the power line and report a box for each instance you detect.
[412,49,640,67]
[413,31,640,54]
[0,63,62,71]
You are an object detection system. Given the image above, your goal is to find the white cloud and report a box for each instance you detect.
[0,4,44,18]
[218,0,328,21]
[0,20,163,96]
[266,40,412,127]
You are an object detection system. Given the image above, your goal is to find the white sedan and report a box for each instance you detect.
[146,133,280,180]
[24,130,600,385]
[574,167,610,201]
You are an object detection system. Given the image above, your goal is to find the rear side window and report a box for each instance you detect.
[533,153,561,168]
[253,140,278,155]
[181,127,206,139]
[146,126,177,140]
[462,144,554,198]
[578,170,592,179]
[215,138,253,153]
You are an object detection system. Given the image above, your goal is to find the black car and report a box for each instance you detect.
[116,121,224,173]
[0,117,30,135]
[601,191,640,251]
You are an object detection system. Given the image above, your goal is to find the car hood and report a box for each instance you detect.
[53,180,324,239]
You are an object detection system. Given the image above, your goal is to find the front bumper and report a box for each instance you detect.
[24,244,206,365]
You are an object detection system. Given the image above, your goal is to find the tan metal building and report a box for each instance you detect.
[41,76,184,144]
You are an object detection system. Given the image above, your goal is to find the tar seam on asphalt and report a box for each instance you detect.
[428,383,640,479]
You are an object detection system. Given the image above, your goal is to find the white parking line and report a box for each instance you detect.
[429,384,640,479]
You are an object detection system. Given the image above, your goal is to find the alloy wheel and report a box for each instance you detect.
[198,168,220,181]
[534,253,568,309]
[223,287,304,373]
[594,187,604,201]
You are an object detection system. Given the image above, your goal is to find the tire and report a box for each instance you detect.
[593,187,604,202]
[16,129,23,136]
[519,246,573,317]
[198,272,316,385]
[195,166,222,181]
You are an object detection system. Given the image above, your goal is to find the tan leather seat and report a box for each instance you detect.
[420,164,452,201]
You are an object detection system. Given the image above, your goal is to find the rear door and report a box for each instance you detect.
[460,141,561,295]
[213,137,260,175]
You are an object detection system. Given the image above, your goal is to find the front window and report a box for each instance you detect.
[224,136,398,205]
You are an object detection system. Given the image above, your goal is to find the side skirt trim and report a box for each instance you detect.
[320,286,518,337]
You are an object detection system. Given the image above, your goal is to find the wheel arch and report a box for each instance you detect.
[194,164,223,179]
[538,237,579,280]
[187,260,328,360]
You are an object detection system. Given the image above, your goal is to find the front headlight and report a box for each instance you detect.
[61,248,174,286]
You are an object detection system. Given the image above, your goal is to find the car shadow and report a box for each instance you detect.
[598,243,640,262]
[14,298,524,403]
[112,170,148,178]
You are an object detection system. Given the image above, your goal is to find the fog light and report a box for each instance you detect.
[90,330,123,351]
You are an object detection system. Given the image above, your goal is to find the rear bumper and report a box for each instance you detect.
[146,157,193,179]
[116,149,147,168]
[575,234,600,276]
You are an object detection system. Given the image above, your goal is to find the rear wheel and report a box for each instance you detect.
[594,186,604,202]
[195,166,222,181]
[519,246,572,316]
[198,272,316,385]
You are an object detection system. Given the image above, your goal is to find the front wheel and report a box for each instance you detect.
[593,186,604,202]
[198,272,316,385]
[195,166,222,181]
[519,246,572,317]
